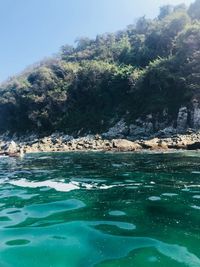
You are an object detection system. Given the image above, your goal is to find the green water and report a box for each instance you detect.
[0,152,200,267]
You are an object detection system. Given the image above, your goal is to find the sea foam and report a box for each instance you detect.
[9,179,80,192]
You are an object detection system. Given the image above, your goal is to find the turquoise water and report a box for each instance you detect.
[0,152,200,267]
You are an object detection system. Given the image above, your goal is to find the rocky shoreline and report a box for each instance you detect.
[1,132,200,156]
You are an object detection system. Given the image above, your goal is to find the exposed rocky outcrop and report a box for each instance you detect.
[177,107,188,132]
[101,101,200,141]
[0,131,200,156]
[129,118,154,139]
[102,119,129,139]
[192,99,200,129]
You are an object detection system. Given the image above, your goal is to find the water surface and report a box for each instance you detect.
[0,151,200,267]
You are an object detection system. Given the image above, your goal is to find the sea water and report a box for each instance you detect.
[0,151,200,267]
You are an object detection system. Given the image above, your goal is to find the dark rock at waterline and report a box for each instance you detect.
[187,142,200,150]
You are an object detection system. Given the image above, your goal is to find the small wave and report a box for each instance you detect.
[162,193,178,197]
[193,195,200,199]
[9,179,80,192]
[191,205,200,210]
[148,196,161,201]
[9,179,141,192]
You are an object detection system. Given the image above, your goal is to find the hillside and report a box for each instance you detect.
[0,0,200,139]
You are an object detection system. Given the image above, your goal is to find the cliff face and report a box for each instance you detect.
[0,1,200,138]
[102,100,200,140]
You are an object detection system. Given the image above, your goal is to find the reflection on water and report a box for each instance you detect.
[0,151,200,267]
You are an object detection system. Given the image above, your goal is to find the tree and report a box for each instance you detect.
[135,16,151,34]
[75,37,92,51]
[158,5,173,20]
[60,44,74,60]
[175,22,200,58]
[188,0,200,20]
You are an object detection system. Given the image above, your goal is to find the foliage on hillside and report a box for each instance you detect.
[0,0,200,135]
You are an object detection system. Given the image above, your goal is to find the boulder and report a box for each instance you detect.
[187,142,200,150]
[5,141,19,153]
[112,139,141,151]
[139,138,162,150]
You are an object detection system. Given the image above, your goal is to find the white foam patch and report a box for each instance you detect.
[181,188,190,192]
[9,179,120,192]
[99,182,139,190]
[9,179,80,192]
[9,179,147,192]
[191,205,200,210]
[109,210,126,216]
[99,184,116,189]
[193,195,200,199]
[162,193,178,197]
[148,196,161,201]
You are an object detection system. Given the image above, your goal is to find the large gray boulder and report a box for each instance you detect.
[112,139,141,151]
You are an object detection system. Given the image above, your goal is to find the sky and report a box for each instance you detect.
[0,0,194,82]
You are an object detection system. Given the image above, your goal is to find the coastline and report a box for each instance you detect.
[1,132,200,155]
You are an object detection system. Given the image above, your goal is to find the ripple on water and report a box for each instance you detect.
[126,186,138,189]
[162,193,178,197]
[193,195,200,199]
[6,239,30,246]
[109,211,126,216]
[148,196,161,201]
[2,221,199,267]
[182,188,190,192]
[0,153,200,267]
[91,220,136,230]
[6,209,21,215]
[25,199,86,218]
[191,205,200,210]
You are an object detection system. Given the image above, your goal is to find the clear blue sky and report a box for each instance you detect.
[0,0,193,82]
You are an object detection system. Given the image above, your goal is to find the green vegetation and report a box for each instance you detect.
[0,0,200,135]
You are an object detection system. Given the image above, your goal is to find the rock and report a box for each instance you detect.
[61,135,73,143]
[157,140,169,149]
[5,141,19,153]
[139,139,160,150]
[157,126,176,138]
[112,139,141,151]
[187,142,200,150]
[186,128,194,134]
[177,107,188,132]
[192,99,200,130]
[103,119,129,139]
[129,118,154,138]
[95,134,102,140]
[76,144,84,150]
